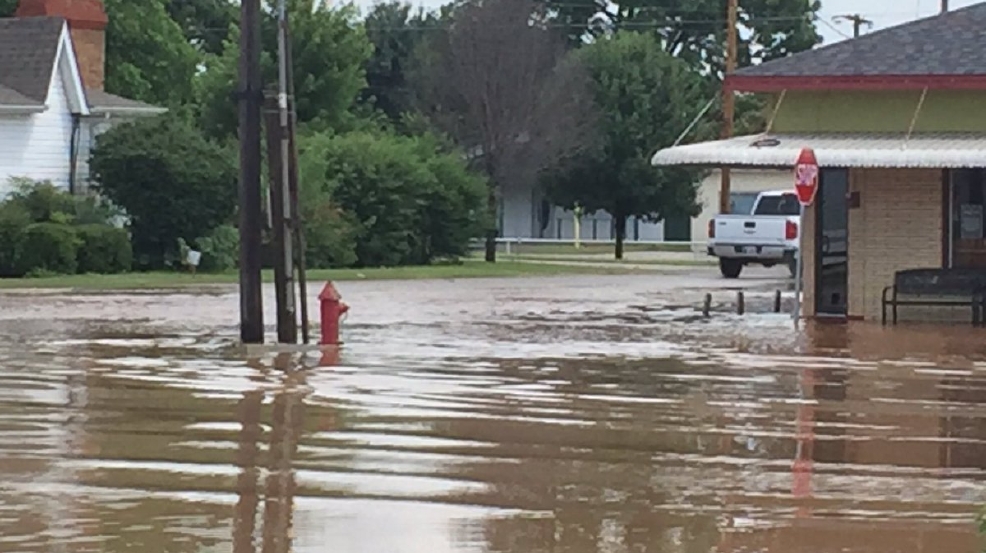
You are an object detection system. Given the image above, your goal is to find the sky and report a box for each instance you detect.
[348,0,984,46]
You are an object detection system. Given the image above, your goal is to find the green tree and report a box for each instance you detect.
[196,0,372,139]
[546,0,821,68]
[166,0,238,55]
[545,32,707,259]
[89,116,237,269]
[0,0,13,17]
[103,0,201,106]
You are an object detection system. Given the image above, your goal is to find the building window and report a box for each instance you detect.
[950,169,986,268]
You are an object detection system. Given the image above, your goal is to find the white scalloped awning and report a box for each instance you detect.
[651,133,986,169]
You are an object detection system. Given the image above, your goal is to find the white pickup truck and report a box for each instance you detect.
[708,190,801,279]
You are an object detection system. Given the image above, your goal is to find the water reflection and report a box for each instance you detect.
[2,282,986,553]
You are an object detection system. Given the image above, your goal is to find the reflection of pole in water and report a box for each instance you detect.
[792,368,815,518]
[263,356,306,553]
[234,390,264,553]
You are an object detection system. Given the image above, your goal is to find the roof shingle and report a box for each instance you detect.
[737,2,986,78]
[0,16,63,102]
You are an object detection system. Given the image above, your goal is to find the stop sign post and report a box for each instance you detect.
[792,148,818,328]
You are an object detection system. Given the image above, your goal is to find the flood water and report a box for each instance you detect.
[1,273,985,553]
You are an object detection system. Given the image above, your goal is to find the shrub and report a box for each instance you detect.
[0,202,30,277]
[302,201,358,269]
[90,116,237,269]
[16,223,80,275]
[306,130,486,267]
[194,224,239,272]
[76,224,133,274]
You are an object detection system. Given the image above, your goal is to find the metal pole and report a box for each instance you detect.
[238,0,264,344]
[271,0,297,344]
[793,203,805,328]
[283,14,311,344]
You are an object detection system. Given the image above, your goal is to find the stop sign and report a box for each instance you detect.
[794,148,819,207]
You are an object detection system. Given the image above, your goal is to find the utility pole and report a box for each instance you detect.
[942,0,949,12]
[265,0,298,344]
[720,0,738,214]
[833,14,873,38]
[283,13,311,345]
[238,0,264,344]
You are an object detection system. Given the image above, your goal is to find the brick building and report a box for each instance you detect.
[652,3,986,323]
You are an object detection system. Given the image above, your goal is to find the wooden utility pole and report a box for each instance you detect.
[833,14,873,37]
[237,0,264,344]
[942,0,949,12]
[720,0,738,214]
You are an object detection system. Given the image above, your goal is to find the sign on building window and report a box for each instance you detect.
[960,204,984,239]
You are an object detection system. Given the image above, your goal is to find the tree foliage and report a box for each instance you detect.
[303,130,487,267]
[413,0,596,261]
[547,0,821,69]
[103,0,200,106]
[196,0,372,139]
[90,116,237,269]
[165,0,238,55]
[545,32,707,259]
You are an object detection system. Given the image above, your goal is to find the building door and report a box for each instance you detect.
[814,169,849,316]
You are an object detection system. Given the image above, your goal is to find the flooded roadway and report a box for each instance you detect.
[1,272,985,553]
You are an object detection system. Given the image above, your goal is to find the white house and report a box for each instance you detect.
[498,168,791,244]
[0,0,164,198]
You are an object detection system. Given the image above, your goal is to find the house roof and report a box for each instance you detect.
[85,89,166,115]
[0,16,63,105]
[0,16,163,115]
[730,2,986,91]
[651,132,986,169]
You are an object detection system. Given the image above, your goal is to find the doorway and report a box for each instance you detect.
[814,169,849,317]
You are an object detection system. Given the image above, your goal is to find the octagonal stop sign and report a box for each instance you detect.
[794,148,819,207]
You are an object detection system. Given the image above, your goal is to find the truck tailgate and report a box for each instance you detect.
[713,216,790,245]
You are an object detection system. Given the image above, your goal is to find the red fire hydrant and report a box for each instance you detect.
[319,281,349,346]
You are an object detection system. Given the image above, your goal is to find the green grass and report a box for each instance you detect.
[498,242,693,256]
[0,260,639,291]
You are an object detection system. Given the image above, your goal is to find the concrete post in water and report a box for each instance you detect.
[774,290,783,313]
[703,294,712,317]
[737,291,745,315]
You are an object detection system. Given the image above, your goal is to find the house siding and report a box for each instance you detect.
[0,64,73,196]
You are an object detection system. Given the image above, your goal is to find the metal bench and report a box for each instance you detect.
[882,268,986,326]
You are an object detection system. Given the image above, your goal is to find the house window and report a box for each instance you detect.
[949,169,986,268]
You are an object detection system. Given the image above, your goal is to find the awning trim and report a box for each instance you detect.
[651,132,986,169]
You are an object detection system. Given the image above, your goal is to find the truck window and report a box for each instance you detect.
[754,194,801,216]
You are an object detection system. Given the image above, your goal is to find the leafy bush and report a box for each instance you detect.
[194,224,239,272]
[16,223,80,275]
[4,178,121,226]
[302,201,359,269]
[0,202,30,277]
[304,130,486,267]
[76,224,133,274]
[90,116,238,269]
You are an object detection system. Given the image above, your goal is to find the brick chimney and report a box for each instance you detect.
[16,0,108,90]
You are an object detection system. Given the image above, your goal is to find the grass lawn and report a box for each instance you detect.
[510,254,714,267]
[0,260,640,291]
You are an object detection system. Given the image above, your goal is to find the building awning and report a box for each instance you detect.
[651,132,986,169]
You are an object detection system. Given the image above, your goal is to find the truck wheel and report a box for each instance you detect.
[719,259,743,279]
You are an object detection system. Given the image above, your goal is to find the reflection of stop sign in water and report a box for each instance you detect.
[794,148,819,206]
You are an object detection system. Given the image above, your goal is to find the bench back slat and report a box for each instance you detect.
[895,268,986,296]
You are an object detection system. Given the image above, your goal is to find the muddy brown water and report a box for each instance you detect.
[1,274,985,553]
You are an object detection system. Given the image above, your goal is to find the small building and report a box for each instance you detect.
[653,3,986,322]
[0,0,164,197]
[499,168,788,245]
